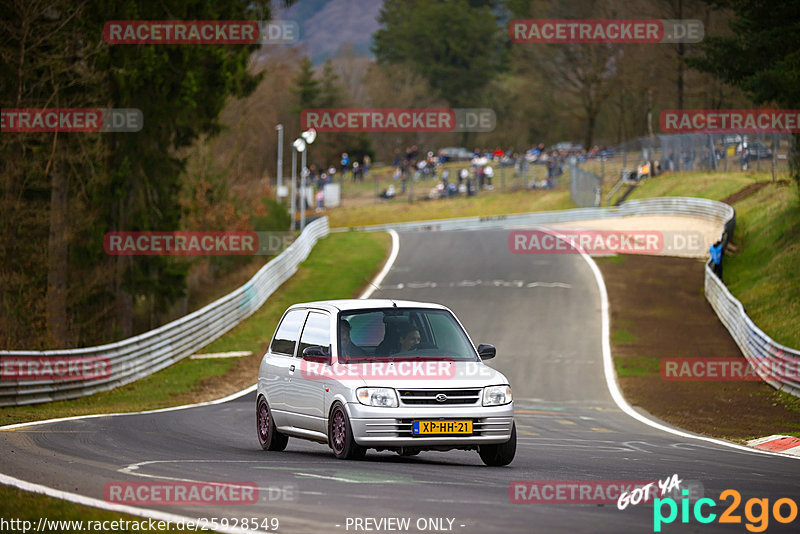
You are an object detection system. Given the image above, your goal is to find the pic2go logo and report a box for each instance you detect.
[653,489,798,532]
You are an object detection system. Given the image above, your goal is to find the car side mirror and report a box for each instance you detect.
[477,344,496,360]
[302,346,330,364]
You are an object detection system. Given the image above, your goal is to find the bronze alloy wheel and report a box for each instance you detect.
[257,396,288,451]
[328,404,366,460]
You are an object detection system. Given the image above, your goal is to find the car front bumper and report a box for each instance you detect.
[345,402,514,447]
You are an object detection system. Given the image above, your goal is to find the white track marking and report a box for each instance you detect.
[0,472,262,534]
[359,229,399,299]
[0,385,256,431]
[190,351,252,359]
[381,280,570,289]
[526,282,572,288]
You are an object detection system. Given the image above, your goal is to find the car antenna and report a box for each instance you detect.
[364,277,397,307]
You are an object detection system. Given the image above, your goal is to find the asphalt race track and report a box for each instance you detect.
[2,228,798,533]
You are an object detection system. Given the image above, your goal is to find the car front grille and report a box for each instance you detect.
[397,388,482,406]
[364,417,512,438]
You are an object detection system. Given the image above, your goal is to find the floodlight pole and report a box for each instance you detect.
[300,149,307,231]
[298,129,316,231]
[276,124,283,201]
[290,148,297,231]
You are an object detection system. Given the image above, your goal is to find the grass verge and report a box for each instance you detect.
[328,187,574,228]
[627,169,770,201]
[723,181,800,348]
[0,485,198,533]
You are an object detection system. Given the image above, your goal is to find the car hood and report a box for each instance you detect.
[322,360,510,389]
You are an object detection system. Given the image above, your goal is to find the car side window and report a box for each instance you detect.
[297,312,331,357]
[270,309,307,356]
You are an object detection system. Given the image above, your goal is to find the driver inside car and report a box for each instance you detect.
[395,324,421,353]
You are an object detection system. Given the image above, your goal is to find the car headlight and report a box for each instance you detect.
[483,385,512,406]
[356,387,398,407]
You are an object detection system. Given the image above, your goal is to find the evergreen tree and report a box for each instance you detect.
[372,0,504,107]
[689,0,800,195]
[291,57,322,116]
[0,0,292,346]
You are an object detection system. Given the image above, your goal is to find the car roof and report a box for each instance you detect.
[286,299,449,314]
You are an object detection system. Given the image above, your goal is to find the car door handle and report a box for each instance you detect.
[289,365,295,373]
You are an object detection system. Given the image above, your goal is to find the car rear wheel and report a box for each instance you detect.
[478,422,516,466]
[257,396,288,451]
[329,404,366,460]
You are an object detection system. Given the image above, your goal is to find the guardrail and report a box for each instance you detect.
[704,265,800,397]
[340,197,734,233]
[0,217,330,406]
[343,196,798,398]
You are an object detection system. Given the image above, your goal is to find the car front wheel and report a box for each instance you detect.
[329,403,366,460]
[257,396,288,451]
[478,422,516,466]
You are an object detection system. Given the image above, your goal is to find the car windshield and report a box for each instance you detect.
[338,308,478,362]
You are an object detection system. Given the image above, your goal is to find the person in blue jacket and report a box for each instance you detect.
[709,240,723,280]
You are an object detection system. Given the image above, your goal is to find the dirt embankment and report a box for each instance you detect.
[597,253,800,441]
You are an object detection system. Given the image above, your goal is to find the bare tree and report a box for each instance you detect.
[542,43,622,149]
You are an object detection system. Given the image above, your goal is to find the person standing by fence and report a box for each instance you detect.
[340,152,350,180]
[363,154,371,177]
[484,164,494,190]
[710,240,723,281]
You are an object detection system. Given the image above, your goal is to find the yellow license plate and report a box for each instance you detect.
[412,420,472,435]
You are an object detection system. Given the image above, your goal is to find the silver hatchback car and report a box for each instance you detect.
[256,299,516,466]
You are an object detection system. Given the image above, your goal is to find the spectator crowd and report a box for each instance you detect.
[291,141,607,209]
